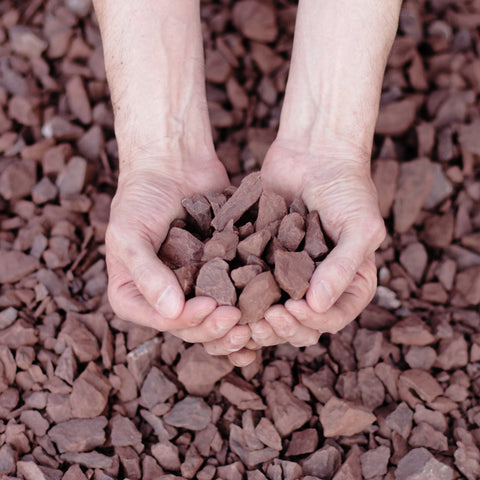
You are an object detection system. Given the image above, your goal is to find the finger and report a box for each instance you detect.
[264,305,320,347]
[287,257,377,333]
[110,227,186,319]
[250,319,286,347]
[109,267,216,330]
[307,223,384,313]
[203,325,251,356]
[228,349,257,367]
[171,306,241,343]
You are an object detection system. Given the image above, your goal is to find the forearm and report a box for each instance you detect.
[93,0,214,169]
[278,0,402,157]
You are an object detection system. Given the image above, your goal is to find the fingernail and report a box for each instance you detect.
[313,281,335,312]
[156,286,182,319]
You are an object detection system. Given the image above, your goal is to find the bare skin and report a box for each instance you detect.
[93,0,402,366]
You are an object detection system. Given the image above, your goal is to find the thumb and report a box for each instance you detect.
[126,237,185,319]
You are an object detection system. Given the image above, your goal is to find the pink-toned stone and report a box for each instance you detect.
[237,229,271,262]
[274,250,314,300]
[372,159,399,218]
[231,264,263,288]
[182,194,212,234]
[238,271,281,324]
[255,190,287,231]
[195,258,236,306]
[277,212,305,251]
[159,227,204,268]
[202,229,239,261]
[304,211,329,259]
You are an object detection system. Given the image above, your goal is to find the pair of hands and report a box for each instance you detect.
[105,140,385,366]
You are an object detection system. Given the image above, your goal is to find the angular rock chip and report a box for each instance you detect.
[238,271,281,324]
[140,366,177,408]
[409,422,448,452]
[110,415,142,447]
[59,452,116,470]
[320,397,376,437]
[0,251,40,284]
[204,191,226,216]
[232,1,278,43]
[159,227,204,268]
[277,212,305,251]
[202,229,239,262]
[231,264,263,288]
[219,374,266,410]
[174,263,200,296]
[385,402,413,439]
[375,95,423,136]
[164,396,211,431]
[286,428,318,456]
[176,343,233,396]
[372,158,399,218]
[195,257,236,306]
[274,250,314,300]
[395,447,453,480]
[304,211,329,259]
[237,229,271,262]
[182,193,212,234]
[211,171,262,231]
[391,315,435,346]
[302,445,342,479]
[263,381,312,437]
[151,441,181,471]
[48,417,107,453]
[254,418,282,451]
[255,190,287,231]
[398,369,442,407]
[360,445,390,479]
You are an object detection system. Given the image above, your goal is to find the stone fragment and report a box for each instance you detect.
[48,417,107,452]
[56,156,89,196]
[126,337,162,386]
[385,402,413,438]
[458,120,480,155]
[77,125,104,161]
[0,320,37,349]
[59,452,116,470]
[332,444,362,480]
[195,258,236,305]
[182,194,212,234]
[375,96,423,136]
[19,410,49,437]
[255,191,287,231]
[9,26,47,57]
[304,211,329,259]
[285,428,318,456]
[159,227,204,268]
[231,264,262,288]
[0,160,36,200]
[391,315,435,346]
[263,381,312,436]
[181,445,203,479]
[0,444,15,474]
[398,369,442,407]
[405,346,437,370]
[360,446,390,479]
[0,250,39,284]
[434,334,469,370]
[70,362,111,418]
[32,176,58,204]
[399,242,428,284]
[393,157,434,233]
[202,229,238,261]
[277,213,305,251]
[140,367,177,409]
[174,264,199,296]
[142,455,165,480]
[301,366,336,403]
[110,415,142,447]
[16,461,48,480]
[274,250,314,300]
[230,425,279,467]
[453,266,480,306]
[163,396,211,431]
[372,159,399,218]
[0,307,17,329]
[424,163,454,209]
[66,76,92,124]
[409,422,448,451]
[205,49,231,84]
[358,367,385,410]
[395,448,453,480]
[211,171,262,231]
[421,212,454,248]
[238,271,281,324]
[353,329,383,368]
[232,1,278,43]
[59,316,100,363]
[454,428,480,480]
[237,229,271,262]
[219,374,266,410]
[176,344,233,395]
[254,418,282,451]
[320,397,376,437]
[302,445,342,478]
[115,446,141,480]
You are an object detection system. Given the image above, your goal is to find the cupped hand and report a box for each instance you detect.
[252,138,385,348]
[105,151,246,345]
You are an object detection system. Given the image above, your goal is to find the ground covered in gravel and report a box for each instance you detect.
[1,0,480,479]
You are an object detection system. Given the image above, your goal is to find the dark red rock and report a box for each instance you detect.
[238,271,281,324]
[274,250,315,300]
[255,190,287,231]
[231,264,262,288]
[202,229,239,262]
[174,264,200,296]
[211,171,262,231]
[277,212,305,251]
[159,227,204,268]
[182,193,212,234]
[237,229,271,262]
[304,211,328,259]
[195,258,236,306]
